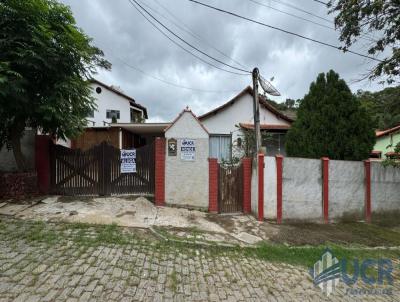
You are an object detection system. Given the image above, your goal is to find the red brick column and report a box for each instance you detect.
[258,154,264,221]
[321,157,329,224]
[276,155,283,224]
[242,157,252,214]
[364,160,372,223]
[154,137,166,206]
[208,158,218,213]
[35,135,52,194]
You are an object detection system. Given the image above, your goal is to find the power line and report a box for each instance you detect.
[112,55,241,93]
[128,0,251,74]
[248,0,334,31]
[127,0,248,75]
[187,0,383,63]
[312,0,328,6]
[147,0,248,69]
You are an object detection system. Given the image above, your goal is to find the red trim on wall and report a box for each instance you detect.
[321,157,329,224]
[364,160,372,223]
[258,154,264,221]
[242,157,252,214]
[276,155,283,224]
[208,158,219,213]
[35,135,51,194]
[154,137,166,206]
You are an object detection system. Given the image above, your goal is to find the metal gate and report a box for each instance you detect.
[218,163,243,213]
[50,142,154,196]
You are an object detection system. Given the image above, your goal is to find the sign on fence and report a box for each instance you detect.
[181,139,196,161]
[121,149,136,173]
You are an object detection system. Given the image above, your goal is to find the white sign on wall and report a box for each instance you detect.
[120,149,136,173]
[180,139,196,161]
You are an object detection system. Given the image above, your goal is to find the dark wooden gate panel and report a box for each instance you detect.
[50,142,154,196]
[218,163,243,213]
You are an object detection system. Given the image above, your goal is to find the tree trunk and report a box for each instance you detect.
[10,124,27,172]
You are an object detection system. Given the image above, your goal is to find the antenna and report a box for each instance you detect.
[258,75,281,96]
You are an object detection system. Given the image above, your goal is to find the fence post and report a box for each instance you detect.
[155,137,166,206]
[35,135,51,194]
[321,157,329,224]
[258,153,264,221]
[242,157,252,214]
[275,155,283,224]
[364,160,372,223]
[208,158,219,213]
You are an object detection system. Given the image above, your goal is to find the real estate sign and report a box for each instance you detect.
[181,139,195,161]
[120,149,136,173]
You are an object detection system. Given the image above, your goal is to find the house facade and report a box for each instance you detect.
[373,124,400,159]
[199,86,293,162]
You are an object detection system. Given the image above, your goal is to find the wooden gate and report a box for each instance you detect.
[50,142,154,196]
[218,163,243,213]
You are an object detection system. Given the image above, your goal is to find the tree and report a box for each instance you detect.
[0,0,111,171]
[328,1,400,84]
[285,70,375,160]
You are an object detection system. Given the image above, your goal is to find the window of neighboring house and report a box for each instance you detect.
[263,132,287,156]
[130,108,143,123]
[106,109,120,120]
[210,135,232,162]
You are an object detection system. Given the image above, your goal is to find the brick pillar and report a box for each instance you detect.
[364,160,372,223]
[154,137,165,206]
[208,158,218,213]
[35,135,52,194]
[276,155,283,224]
[321,157,329,224]
[258,153,264,221]
[242,157,252,214]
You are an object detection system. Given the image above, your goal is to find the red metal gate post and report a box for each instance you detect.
[321,157,329,224]
[364,160,372,223]
[242,157,252,214]
[155,137,165,206]
[208,158,219,213]
[35,135,52,194]
[275,155,283,224]
[258,153,264,221]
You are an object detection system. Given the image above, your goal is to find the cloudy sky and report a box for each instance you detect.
[60,0,388,122]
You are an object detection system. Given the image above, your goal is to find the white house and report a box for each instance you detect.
[88,79,148,126]
[199,86,293,161]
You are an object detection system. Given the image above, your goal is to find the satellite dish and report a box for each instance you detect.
[258,75,281,96]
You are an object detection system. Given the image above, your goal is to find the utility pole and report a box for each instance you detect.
[252,67,261,154]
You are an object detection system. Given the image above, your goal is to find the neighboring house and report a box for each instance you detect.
[372,124,400,159]
[88,79,148,126]
[199,86,294,162]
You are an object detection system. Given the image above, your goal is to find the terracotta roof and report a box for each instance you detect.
[198,86,294,123]
[376,123,400,138]
[91,79,148,119]
[164,108,209,134]
[239,123,291,130]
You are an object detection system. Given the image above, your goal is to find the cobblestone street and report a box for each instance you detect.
[0,219,399,301]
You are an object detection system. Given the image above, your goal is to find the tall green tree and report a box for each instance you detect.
[328,0,400,84]
[286,70,375,160]
[0,0,110,171]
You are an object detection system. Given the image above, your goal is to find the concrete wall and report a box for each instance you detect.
[264,156,277,219]
[251,164,258,215]
[371,162,400,213]
[0,129,36,172]
[329,160,365,220]
[165,111,209,208]
[282,158,322,221]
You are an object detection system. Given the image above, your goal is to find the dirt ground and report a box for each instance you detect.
[1,196,400,247]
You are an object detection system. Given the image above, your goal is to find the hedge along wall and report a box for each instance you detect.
[256,155,400,223]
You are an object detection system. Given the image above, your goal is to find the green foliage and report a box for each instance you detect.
[233,125,271,158]
[286,70,375,160]
[0,0,110,170]
[382,141,400,168]
[356,86,400,130]
[329,1,400,84]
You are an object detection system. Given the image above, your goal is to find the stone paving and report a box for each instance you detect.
[0,219,399,301]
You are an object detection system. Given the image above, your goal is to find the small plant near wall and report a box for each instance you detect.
[232,125,272,158]
[382,142,400,168]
